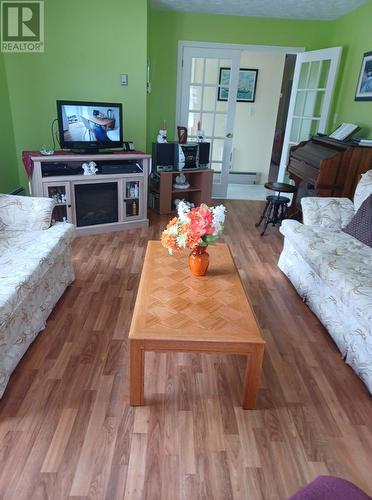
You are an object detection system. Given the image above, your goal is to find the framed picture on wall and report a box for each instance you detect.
[218,68,258,102]
[355,51,372,101]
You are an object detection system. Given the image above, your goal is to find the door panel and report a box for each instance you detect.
[278,47,342,182]
[180,47,241,198]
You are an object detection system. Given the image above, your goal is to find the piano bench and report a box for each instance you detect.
[255,194,291,236]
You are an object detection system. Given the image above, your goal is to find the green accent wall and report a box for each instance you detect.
[0,53,18,193]
[2,2,372,192]
[148,10,333,146]
[328,1,372,138]
[3,0,148,189]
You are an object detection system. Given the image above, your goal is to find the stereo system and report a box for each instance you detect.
[152,142,210,172]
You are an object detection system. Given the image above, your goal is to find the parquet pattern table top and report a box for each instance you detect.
[129,241,264,344]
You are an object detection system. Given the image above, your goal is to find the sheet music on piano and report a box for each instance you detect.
[329,123,360,141]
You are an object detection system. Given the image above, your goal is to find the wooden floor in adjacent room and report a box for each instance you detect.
[0,200,371,500]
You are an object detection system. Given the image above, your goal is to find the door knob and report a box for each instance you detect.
[226,132,233,138]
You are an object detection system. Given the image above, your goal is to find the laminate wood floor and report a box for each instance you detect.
[0,201,371,500]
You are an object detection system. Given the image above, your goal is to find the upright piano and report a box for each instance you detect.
[287,135,372,213]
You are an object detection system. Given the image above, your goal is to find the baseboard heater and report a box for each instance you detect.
[228,171,261,185]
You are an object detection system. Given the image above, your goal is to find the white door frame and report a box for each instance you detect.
[174,40,305,197]
[278,46,342,182]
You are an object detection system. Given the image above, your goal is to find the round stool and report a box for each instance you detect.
[255,182,297,236]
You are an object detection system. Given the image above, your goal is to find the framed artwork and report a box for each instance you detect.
[218,68,258,102]
[355,51,372,101]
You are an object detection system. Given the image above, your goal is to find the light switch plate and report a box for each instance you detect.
[120,74,128,86]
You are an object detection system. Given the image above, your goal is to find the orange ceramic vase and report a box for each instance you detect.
[189,245,209,276]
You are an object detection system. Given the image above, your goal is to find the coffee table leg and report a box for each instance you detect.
[241,345,264,409]
[129,339,145,406]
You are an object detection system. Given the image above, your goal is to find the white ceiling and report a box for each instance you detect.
[150,0,368,21]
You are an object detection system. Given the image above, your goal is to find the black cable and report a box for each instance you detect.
[55,126,60,149]
[51,118,58,150]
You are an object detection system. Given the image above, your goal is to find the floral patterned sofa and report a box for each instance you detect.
[0,194,75,397]
[278,171,372,394]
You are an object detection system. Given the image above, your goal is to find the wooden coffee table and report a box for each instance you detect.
[129,241,265,409]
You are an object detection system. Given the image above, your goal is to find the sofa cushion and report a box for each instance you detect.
[0,223,75,333]
[280,220,372,329]
[0,194,55,231]
[343,194,372,248]
[353,169,372,211]
[301,197,355,229]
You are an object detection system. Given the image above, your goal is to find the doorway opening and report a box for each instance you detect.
[177,42,341,200]
[268,54,296,182]
[227,52,296,200]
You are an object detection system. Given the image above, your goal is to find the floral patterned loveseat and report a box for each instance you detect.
[0,194,75,397]
[278,171,372,394]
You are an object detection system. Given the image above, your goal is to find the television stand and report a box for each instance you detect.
[28,152,151,235]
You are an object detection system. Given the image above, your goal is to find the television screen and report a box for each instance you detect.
[57,100,123,151]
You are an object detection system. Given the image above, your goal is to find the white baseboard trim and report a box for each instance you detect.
[228,172,261,184]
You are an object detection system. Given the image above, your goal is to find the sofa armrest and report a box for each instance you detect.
[301,197,355,229]
[44,221,75,243]
[0,194,56,230]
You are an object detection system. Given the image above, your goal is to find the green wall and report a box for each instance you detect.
[0,53,18,193]
[3,0,148,189]
[2,1,372,192]
[328,1,372,138]
[148,10,333,146]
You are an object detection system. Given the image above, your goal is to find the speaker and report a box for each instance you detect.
[198,142,210,166]
[152,142,177,169]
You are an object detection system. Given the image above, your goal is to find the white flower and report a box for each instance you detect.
[212,205,226,234]
[177,200,191,222]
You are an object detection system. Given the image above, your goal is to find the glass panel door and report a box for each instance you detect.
[278,47,342,181]
[43,182,72,223]
[123,178,143,219]
[180,47,240,198]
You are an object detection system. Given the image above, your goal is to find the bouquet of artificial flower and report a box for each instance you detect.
[161,202,226,255]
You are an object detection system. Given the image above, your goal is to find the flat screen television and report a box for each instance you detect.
[56,100,123,152]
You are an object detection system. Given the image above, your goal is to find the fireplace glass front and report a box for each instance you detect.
[74,182,118,227]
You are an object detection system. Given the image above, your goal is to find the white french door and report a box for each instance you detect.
[278,47,342,181]
[179,46,241,198]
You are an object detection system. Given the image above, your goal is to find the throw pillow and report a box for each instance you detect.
[343,193,372,248]
[353,169,372,211]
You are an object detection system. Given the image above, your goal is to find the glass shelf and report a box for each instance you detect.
[46,185,67,205]
[126,181,140,199]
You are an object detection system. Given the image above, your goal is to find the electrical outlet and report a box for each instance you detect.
[120,74,128,86]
